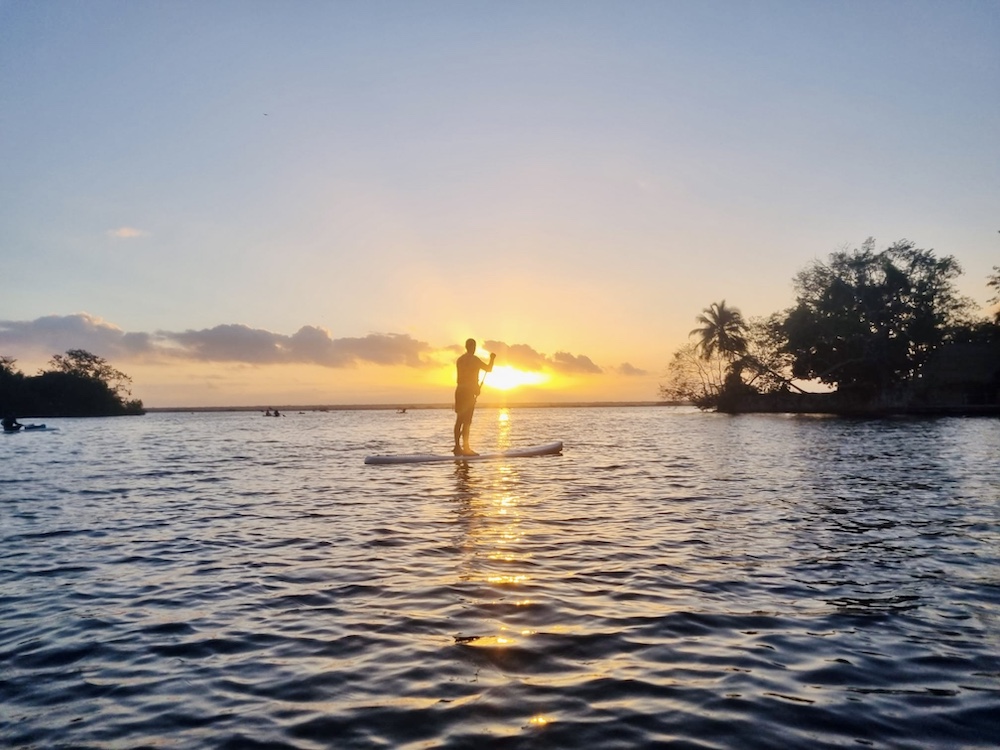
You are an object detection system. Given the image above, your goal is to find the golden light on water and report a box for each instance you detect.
[460,632,515,648]
[452,404,556,729]
[486,573,528,585]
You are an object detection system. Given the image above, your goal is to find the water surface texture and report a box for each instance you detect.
[2,407,998,749]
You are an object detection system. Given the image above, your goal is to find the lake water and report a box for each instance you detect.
[2,406,998,749]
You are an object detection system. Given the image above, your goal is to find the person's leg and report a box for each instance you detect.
[461,410,474,453]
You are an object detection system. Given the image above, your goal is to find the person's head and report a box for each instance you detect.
[465,338,476,354]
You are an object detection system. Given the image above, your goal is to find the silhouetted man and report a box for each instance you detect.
[454,338,495,455]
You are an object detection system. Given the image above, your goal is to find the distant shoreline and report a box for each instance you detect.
[145,401,683,413]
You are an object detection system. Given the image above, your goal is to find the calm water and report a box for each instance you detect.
[1,407,998,749]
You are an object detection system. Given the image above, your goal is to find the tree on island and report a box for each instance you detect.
[660,342,728,408]
[47,349,135,397]
[0,349,144,417]
[662,303,802,408]
[988,265,1000,324]
[782,239,970,399]
[660,301,747,408]
[741,313,806,394]
[1,356,30,412]
[662,238,997,412]
[689,300,748,362]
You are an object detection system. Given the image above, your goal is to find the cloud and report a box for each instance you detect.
[0,314,153,362]
[165,324,289,364]
[163,324,433,367]
[0,315,437,368]
[0,315,608,374]
[617,362,648,376]
[484,341,550,370]
[551,351,603,374]
[485,340,604,374]
[323,332,431,367]
[107,227,148,239]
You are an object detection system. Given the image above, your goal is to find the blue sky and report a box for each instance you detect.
[2,1,998,406]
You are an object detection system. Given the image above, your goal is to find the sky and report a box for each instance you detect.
[2,1,998,407]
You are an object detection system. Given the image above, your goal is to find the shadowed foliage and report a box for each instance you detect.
[782,239,970,397]
[689,300,748,362]
[0,350,144,418]
[662,239,998,412]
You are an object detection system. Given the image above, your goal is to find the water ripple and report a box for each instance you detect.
[1,409,998,748]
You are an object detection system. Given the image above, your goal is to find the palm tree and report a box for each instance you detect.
[690,300,748,362]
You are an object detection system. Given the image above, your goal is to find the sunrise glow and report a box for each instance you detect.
[2,4,994,409]
[484,365,549,391]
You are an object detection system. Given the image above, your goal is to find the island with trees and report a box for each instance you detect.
[1,349,145,418]
[661,239,1000,415]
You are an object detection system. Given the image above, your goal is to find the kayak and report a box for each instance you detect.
[365,440,563,465]
[3,424,54,433]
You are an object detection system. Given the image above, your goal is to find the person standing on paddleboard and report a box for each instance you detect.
[454,338,495,456]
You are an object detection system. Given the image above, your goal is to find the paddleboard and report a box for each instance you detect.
[365,440,563,465]
[3,424,55,434]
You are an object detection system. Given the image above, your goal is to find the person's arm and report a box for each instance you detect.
[484,353,496,373]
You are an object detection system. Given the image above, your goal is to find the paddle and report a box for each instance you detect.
[476,352,495,397]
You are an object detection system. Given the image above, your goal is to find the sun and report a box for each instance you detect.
[485,365,548,391]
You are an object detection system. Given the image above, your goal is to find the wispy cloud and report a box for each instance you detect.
[163,324,433,367]
[0,313,153,363]
[617,362,648,376]
[107,227,148,239]
[551,351,602,375]
[484,341,550,371]
[0,315,608,375]
[485,341,604,374]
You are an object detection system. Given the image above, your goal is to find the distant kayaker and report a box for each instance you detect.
[2,413,23,432]
[453,338,495,456]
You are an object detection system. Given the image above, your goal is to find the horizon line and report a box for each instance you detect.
[145,400,685,413]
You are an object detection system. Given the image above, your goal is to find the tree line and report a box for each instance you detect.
[661,239,1000,412]
[0,349,144,418]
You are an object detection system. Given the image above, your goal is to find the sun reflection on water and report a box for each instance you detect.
[495,407,512,450]
[451,407,545,667]
[485,574,529,585]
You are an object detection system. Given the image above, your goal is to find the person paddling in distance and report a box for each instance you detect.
[454,338,495,456]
